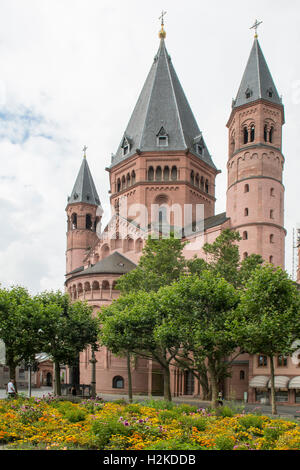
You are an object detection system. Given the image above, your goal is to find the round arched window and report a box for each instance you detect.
[113,376,124,389]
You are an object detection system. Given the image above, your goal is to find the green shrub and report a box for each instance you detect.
[144,439,207,450]
[91,419,132,449]
[217,405,235,418]
[178,415,207,432]
[139,399,175,410]
[158,409,181,423]
[176,404,198,414]
[239,415,264,430]
[64,408,87,423]
[215,435,235,450]
[125,404,141,414]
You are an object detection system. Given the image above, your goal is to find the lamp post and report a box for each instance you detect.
[90,348,97,398]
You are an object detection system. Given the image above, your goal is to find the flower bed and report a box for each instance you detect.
[0,396,299,450]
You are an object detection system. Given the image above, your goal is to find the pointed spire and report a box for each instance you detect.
[233,37,282,109]
[111,34,216,170]
[68,154,101,206]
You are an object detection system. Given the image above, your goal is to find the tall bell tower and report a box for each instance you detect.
[66,149,102,274]
[226,28,286,267]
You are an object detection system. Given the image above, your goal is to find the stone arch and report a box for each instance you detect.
[77,283,83,294]
[131,170,136,184]
[101,244,110,259]
[171,166,177,181]
[112,376,124,389]
[71,213,77,230]
[92,280,100,291]
[163,166,170,181]
[126,172,131,187]
[148,166,154,181]
[135,238,143,253]
[102,280,110,290]
[155,166,162,181]
[84,281,91,292]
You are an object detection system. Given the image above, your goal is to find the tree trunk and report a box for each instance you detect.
[54,361,61,396]
[8,361,17,394]
[163,366,172,402]
[127,353,133,403]
[208,361,218,409]
[269,355,277,415]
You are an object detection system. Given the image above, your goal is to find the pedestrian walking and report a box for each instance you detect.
[6,379,16,399]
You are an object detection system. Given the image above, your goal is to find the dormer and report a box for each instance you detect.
[156,126,169,147]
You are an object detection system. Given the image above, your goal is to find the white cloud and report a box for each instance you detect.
[0,0,299,293]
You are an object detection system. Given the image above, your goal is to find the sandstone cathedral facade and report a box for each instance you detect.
[64,23,300,404]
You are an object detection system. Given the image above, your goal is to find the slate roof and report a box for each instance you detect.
[68,252,137,279]
[110,38,217,170]
[233,38,282,109]
[68,157,101,206]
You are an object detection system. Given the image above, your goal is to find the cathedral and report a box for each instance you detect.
[64,21,300,404]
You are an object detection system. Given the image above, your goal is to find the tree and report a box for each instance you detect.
[187,229,263,288]
[35,291,100,395]
[100,290,183,401]
[233,265,300,415]
[0,286,43,391]
[116,234,188,294]
[186,229,263,398]
[153,272,240,408]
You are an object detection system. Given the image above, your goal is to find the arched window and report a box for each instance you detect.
[195,174,200,187]
[148,166,154,181]
[269,255,274,264]
[163,166,170,181]
[126,173,131,187]
[131,170,136,185]
[269,126,274,143]
[101,244,110,259]
[92,281,100,291]
[171,166,177,181]
[244,208,249,216]
[270,234,274,244]
[250,125,255,142]
[155,166,162,181]
[270,209,274,219]
[71,213,77,230]
[244,184,249,193]
[113,376,124,389]
[205,179,209,194]
[121,175,126,189]
[127,237,134,251]
[264,124,268,142]
[117,178,121,192]
[86,214,92,230]
[84,282,91,292]
[243,231,248,240]
[270,188,275,197]
[243,127,249,144]
[190,170,194,185]
[102,280,110,290]
[200,176,204,191]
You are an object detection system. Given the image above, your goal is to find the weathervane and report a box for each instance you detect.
[83,145,88,158]
[158,10,167,39]
[250,19,263,38]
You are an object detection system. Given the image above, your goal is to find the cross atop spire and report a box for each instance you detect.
[250,19,263,38]
[82,145,88,159]
[158,10,167,39]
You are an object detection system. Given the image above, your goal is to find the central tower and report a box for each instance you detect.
[106,24,219,233]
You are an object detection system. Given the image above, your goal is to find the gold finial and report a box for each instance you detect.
[82,145,88,158]
[250,19,263,39]
[159,10,167,39]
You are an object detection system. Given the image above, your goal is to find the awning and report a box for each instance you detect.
[288,376,300,389]
[267,376,290,389]
[249,376,269,388]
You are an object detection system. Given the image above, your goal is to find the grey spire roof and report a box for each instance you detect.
[68,157,101,206]
[111,38,217,170]
[233,38,282,109]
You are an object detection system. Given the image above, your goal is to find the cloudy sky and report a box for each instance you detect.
[0,0,299,294]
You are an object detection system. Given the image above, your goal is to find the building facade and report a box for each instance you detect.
[65,25,300,404]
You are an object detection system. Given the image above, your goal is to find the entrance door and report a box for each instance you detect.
[46,372,52,386]
[184,371,194,395]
